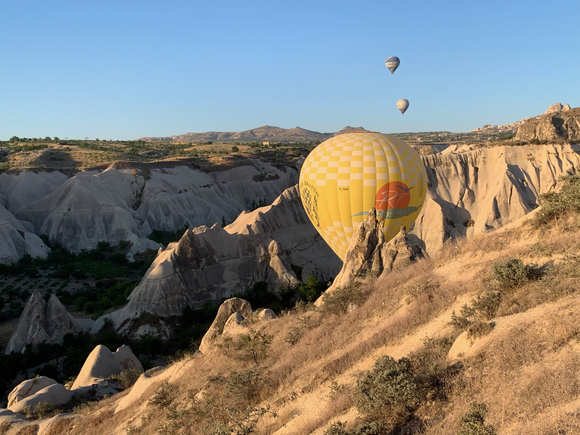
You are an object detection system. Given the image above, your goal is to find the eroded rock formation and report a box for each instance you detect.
[3,160,298,262]
[411,143,580,252]
[0,202,50,264]
[5,292,78,354]
[515,107,580,142]
[199,298,252,353]
[93,185,341,332]
[323,209,426,296]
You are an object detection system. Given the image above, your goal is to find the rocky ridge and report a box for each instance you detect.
[325,211,426,296]
[81,143,580,334]
[515,106,580,142]
[5,291,78,354]
[139,125,371,143]
[0,159,298,261]
[92,185,341,334]
[471,102,574,134]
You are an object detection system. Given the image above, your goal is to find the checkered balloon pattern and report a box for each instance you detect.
[299,132,427,260]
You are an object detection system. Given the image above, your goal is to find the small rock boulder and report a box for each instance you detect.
[113,345,143,372]
[222,312,247,336]
[71,345,125,390]
[258,308,277,320]
[8,384,71,413]
[7,376,57,409]
[199,298,252,353]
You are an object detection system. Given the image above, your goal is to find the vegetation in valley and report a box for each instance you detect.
[0,240,156,322]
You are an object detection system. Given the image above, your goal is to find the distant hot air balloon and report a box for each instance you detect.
[397,98,409,114]
[385,56,400,74]
[299,132,427,260]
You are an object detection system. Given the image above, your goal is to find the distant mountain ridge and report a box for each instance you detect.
[139,125,369,143]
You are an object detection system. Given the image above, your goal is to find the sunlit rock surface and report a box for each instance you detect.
[93,185,342,332]
[411,144,580,252]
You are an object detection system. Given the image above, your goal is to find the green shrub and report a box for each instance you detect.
[322,284,367,316]
[534,174,580,226]
[408,335,454,374]
[220,329,273,365]
[226,367,269,406]
[450,291,501,339]
[470,291,502,320]
[491,258,537,290]
[450,304,477,330]
[324,420,389,435]
[285,326,304,346]
[34,401,61,419]
[148,381,179,407]
[297,275,326,302]
[355,356,419,426]
[456,402,496,435]
[110,368,143,389]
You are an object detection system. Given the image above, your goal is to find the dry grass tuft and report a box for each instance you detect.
[14,425,39,435]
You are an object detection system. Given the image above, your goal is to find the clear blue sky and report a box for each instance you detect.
[2,0,579,140]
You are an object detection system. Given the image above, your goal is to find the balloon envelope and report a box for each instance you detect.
[385,56,400,74]
[299,132,427,260]
[397,98,409,114]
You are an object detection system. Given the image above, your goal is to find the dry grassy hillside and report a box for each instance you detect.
[4,176,579,435]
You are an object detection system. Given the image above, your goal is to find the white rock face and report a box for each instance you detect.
[7,376,57,409]
[222,312,247,336]
[0,202,50,264]
[10,161,298,259]
[136,162,298,232]
[8,383,72,413]
[0,170,68,212]
[71,344,125,390]
[258,308,277,320]
[199,298,253,353]
[113,345,144,371]
[94,185,341,332]
[5,292,78,354]
[411,144,580,253]
[14,169,161,257]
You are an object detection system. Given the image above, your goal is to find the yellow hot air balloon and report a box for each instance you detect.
[299,132,427,260]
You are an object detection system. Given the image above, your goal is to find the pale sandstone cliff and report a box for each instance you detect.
[93,185,341,333]
[3,160,297,261]
[411,144,580,252]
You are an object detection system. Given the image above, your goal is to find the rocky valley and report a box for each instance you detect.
[1,105,580,434]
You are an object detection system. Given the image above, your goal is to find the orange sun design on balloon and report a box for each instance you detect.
[375,181,411,211]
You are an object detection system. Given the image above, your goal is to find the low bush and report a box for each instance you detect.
[148,381,179,408]
[322,284,368,316]
[450,291,501,339]
[456,402,496,435]
[110,368,143,389]
[34,401,61,419]
[226,367,271,406]
[219,329,273,365]
[324,421,388,435]
[491,258,537,290]
[355,356,419,427]
[534,174,580,226]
